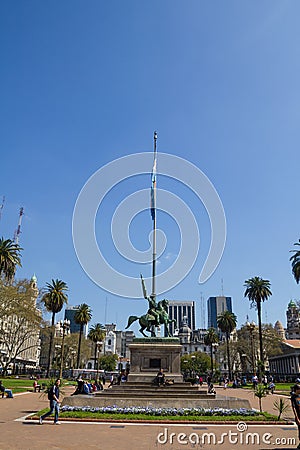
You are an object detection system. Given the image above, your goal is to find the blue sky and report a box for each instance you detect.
[1,1,299,333]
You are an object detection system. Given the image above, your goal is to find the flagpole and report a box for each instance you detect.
[151,131,157,303]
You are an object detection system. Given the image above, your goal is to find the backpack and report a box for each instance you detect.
[47,387,53,400]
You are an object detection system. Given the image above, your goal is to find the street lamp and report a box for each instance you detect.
[212,343,219,376]
[54,344,61,371]
[241,353,247,376]
[96,341,103,382]
[68,347,76,370]
[59,319,70,379]
[71,350,76,369]
[191,355,196,379]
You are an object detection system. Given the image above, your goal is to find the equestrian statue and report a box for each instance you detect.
[125,275,177,337]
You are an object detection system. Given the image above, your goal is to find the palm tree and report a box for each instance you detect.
[42,279,68,377]
[290,239,300,284]
[273,398,290,421]
[88,323,106,370]
[254,384,267,413]
[0,237,22,283]
[217,310,237,380]
[204,328,219,375]
[244,276,272,376]
[74,303,92,369]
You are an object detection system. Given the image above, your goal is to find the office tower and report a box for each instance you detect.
[64,306,88,337]
[166,300,196,336]
[207,296,232,329]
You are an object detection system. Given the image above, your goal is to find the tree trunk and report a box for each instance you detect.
[76,325,83,369]
[46,312,55,378]
[94,343,97,370]
[210,345,213,374]
[257,300,264,378]
[226,332,231,380]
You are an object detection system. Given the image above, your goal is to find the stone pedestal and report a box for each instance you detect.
[128,337,183,383]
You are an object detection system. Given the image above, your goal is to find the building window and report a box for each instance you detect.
[108,339,111,346]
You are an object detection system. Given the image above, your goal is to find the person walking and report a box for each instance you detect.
[39,379,61,425]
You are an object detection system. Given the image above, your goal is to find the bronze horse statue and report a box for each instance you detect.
[125,299,177,337]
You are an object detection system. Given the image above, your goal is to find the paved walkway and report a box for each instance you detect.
[0,386,298,450]
[215,385,291,416]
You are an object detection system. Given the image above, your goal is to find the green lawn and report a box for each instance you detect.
[271,383,294,392]
[34,409,279,422]
[242,383,293,392]
[0,378,75,393]
[0,378,44,393]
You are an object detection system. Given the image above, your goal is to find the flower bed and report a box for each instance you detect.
[61,405,258,417]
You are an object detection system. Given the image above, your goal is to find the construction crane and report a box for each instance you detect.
[0,196,5,222]
[14,207,24,244]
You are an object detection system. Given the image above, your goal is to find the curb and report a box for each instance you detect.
[26,416,294,425]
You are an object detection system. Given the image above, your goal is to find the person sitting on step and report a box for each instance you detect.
[155,369,165,386]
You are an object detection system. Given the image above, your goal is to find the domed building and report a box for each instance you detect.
[178,316,193,348]
[274,320,286,340]
[268,301,300,379]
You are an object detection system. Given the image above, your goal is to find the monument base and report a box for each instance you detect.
[61,339,251,411]
[128,337,183,383]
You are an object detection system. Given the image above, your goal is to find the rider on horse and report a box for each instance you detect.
[146,295,160,327]
[125,275,177,337]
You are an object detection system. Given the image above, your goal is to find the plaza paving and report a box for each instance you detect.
[0,385,299,450]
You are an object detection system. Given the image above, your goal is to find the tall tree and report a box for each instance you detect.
[99,354,119,372]
[42,279,68,377]
[217,310,237,380]
[290,239,300,284]
[244,276,272,375]
[0,279,42,374]
[180,352,211,377]
[204,328,219,375]
[88,323,106,370]
[236,322,258,374]
[0,237,22,283]
[74,303,92,369]
[237,323,282,375]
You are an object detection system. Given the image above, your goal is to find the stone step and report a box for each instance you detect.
[105,387,208,394]
[96,392,215,399]
[124,382,200,388]
[112,383,207,392]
